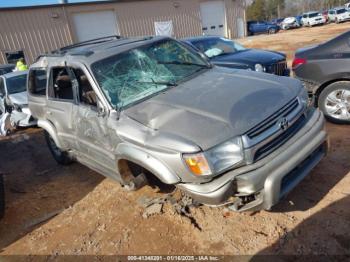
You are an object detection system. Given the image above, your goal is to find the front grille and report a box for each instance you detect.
[270,61,287,76]
[254,115,306,161]
[247,98,299,139]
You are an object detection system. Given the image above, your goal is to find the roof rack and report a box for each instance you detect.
[52,35,123,54]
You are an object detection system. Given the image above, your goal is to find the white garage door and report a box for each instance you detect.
[72,11,119,42]
[200,1,226,37]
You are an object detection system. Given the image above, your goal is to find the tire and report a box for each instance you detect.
[268,28,276,34]
[44,131,73,165]
[318,81,350,124]
[0,174,5,219]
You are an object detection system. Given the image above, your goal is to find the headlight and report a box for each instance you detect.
[298,86,309,108]
[183,137,244,176]
[255,63,265,72]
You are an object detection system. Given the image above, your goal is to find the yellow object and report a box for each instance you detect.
[183,153,211,176]
[16,60,28,71]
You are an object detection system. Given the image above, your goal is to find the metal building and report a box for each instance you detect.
[0,0,246,64]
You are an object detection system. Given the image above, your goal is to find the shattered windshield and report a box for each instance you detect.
[91,39,209,108]
[6,74,27,94]
[191,38,246,58]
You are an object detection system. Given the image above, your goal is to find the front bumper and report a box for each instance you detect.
[310,20,325,25]
[177,109,327,211]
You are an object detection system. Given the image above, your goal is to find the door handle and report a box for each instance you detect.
[47,110,52,115]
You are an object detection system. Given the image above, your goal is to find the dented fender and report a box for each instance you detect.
[117,143,180,184]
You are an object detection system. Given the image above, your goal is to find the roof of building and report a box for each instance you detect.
[0,0,145,11]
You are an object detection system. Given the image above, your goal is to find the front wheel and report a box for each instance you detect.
[268,28,276,34]
[44,131,73,165]
[318,82,350,124]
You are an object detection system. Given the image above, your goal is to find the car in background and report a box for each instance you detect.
[247,21,280,35]
[321,10,329,22]
[328,7,350,23]
[0,64,15,76]
[183,36,289,76]
[295,15,303,26]
[301,12,326,26]
[281,17,301,30]
[0,71,36,127]
[293,31,350,124]
[271,18,284,27]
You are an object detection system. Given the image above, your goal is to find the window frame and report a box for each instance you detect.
[48,66,78,104]
[28,68,48,97]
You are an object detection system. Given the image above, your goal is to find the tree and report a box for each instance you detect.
[247,0,267,20]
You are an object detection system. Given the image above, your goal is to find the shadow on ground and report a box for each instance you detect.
[252,195,350,258]
[0,129,103,251]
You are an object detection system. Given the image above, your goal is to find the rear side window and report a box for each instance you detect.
[28,69,47,96]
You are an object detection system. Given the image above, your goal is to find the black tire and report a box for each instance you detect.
[44,131,73,165]
[268,28,276,34]
[318,81,350,124]
[0,174,5,219]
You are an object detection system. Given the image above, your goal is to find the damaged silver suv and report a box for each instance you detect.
[28,36,328,211]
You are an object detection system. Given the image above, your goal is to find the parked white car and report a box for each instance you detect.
[301,12,326,26]
[281,17,300,30]
[0,71,36,131]
[328,8,350,23]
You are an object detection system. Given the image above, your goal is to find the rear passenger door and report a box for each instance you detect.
[46,67,77,150]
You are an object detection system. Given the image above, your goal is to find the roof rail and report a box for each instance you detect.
[52,35,123,54]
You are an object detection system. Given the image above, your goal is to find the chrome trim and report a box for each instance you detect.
[242,98,305,164]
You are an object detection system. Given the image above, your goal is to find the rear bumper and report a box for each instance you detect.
[177,109,327,211]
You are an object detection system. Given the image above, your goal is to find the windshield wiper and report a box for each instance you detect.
[137,79,178,86]
[158,60,210,68]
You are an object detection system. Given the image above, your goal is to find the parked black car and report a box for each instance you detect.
[293,30,350,124]
[0,64,15,76]
[183,36,289,76]
[0,174,4,219]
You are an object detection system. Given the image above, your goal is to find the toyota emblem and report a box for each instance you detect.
[278,118,289,131]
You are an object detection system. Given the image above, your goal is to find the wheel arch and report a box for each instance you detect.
[315,78,350,107]
[37,119,62,148]
[116,143,180,185]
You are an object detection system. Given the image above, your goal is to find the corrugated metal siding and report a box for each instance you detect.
[0,0,245,65]
[0,6,73,64]
[66,0,203,40]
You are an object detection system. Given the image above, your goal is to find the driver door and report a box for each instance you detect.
[69,66,118,175]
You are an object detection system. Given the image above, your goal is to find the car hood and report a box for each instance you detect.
[8,92,28,105]
[210,49,285,66]
[125,67,301,151]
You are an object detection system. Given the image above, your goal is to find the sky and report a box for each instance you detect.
[0,0,108,8]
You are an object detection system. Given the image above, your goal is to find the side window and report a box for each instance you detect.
[28,69,47,96]
[49,67,74,101]
[74,69,97,107]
